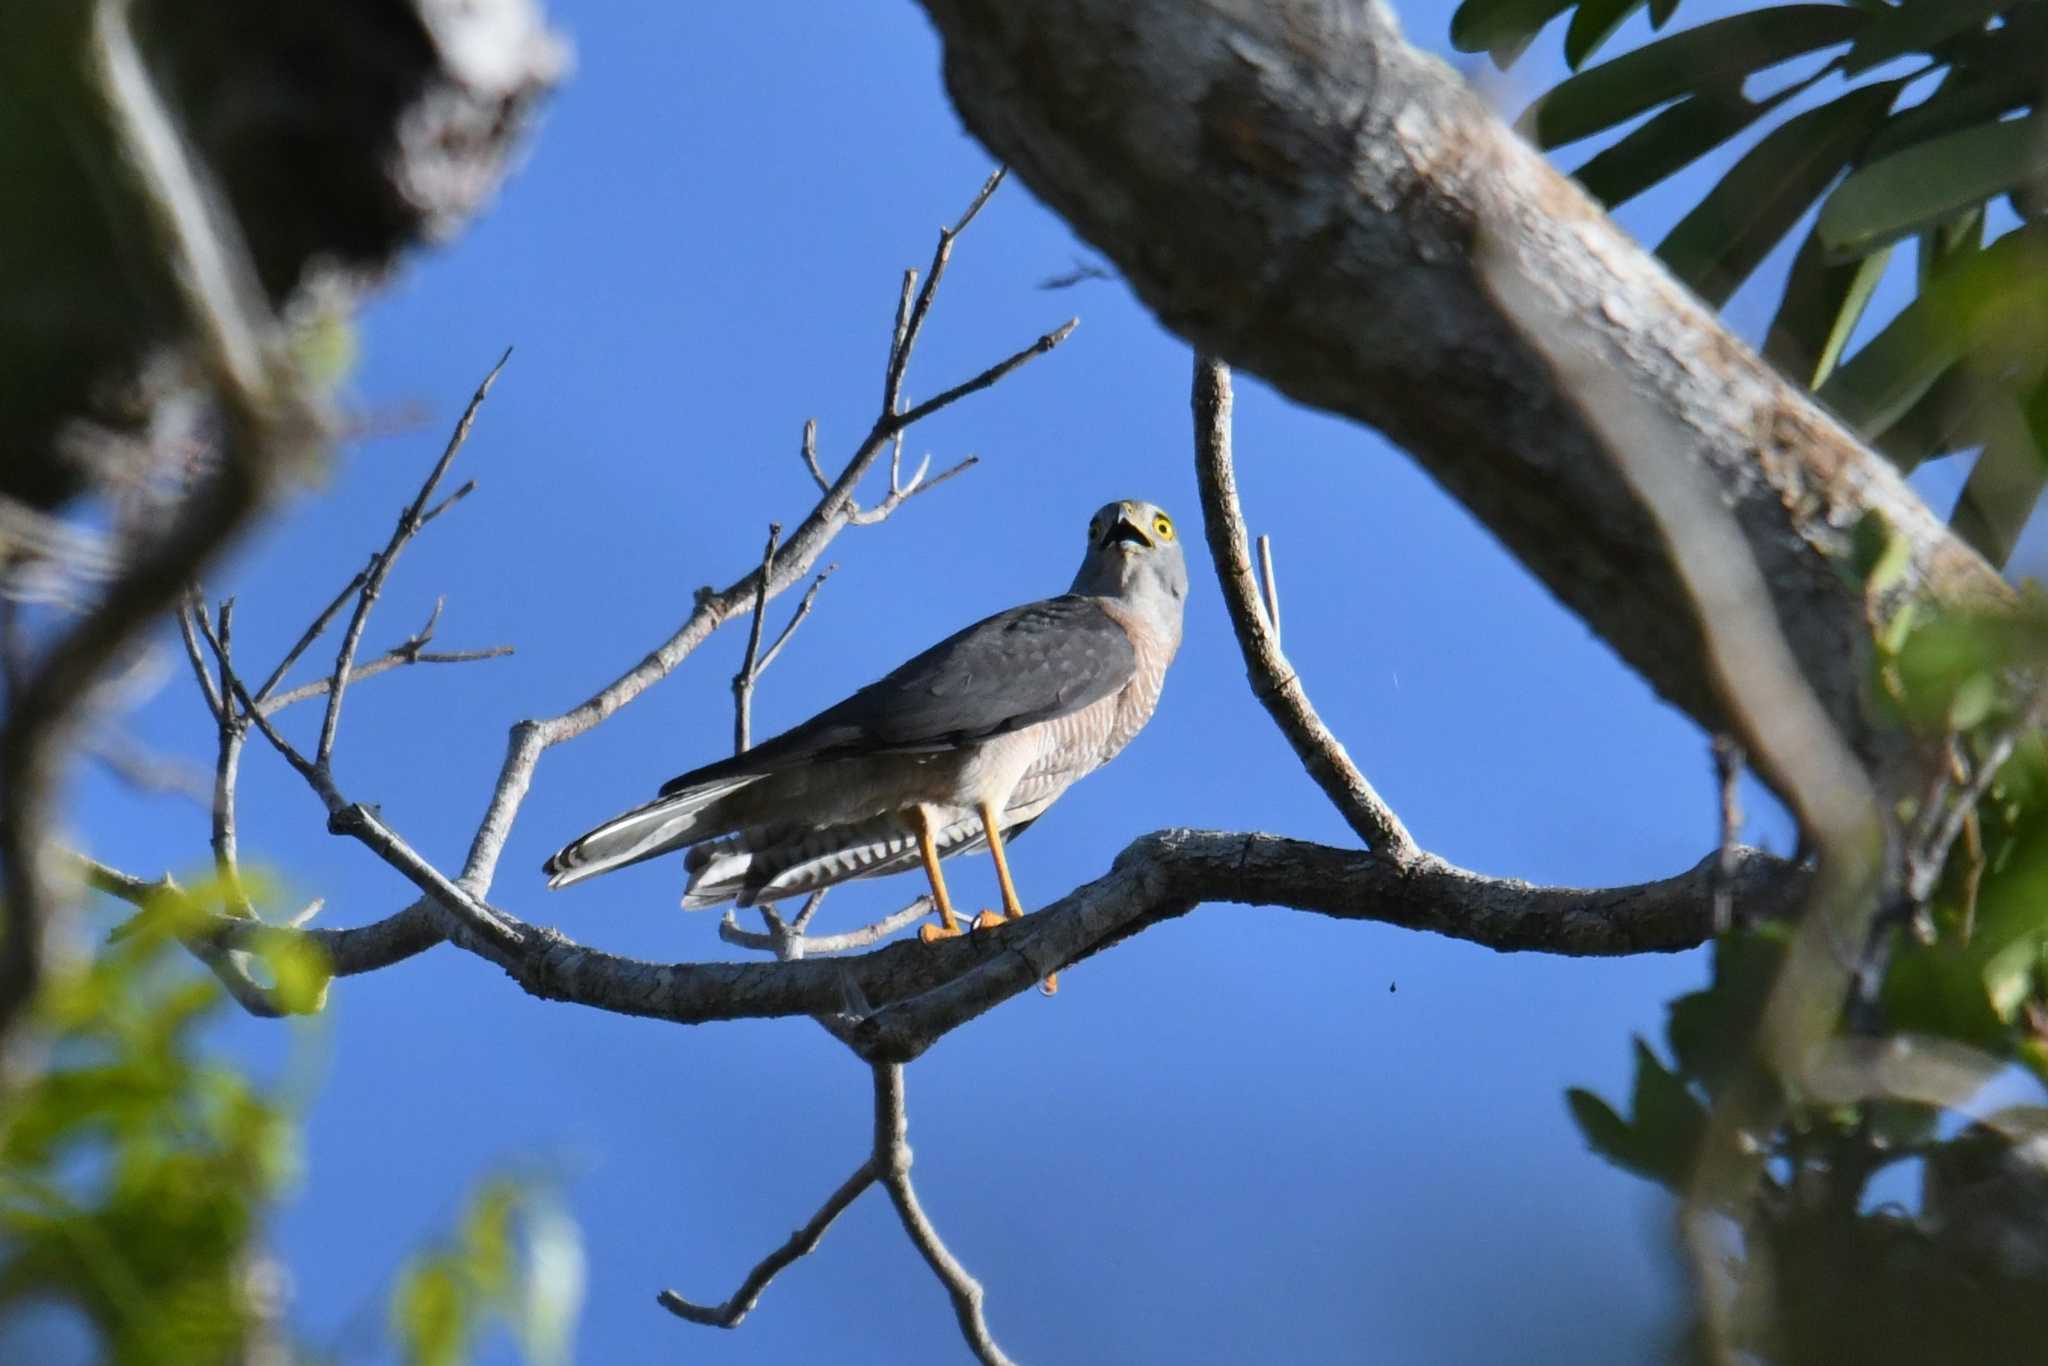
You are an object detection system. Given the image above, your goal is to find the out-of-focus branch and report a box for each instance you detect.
[0,0,317,1079]
[1478,233,1889,1366]
[1192,357,1419,866]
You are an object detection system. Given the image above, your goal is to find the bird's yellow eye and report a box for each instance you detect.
[1153,514,1174,541]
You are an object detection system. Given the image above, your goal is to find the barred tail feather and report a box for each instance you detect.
[543,775,759,888]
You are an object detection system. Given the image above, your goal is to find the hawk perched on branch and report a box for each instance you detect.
[544,499,1187,960]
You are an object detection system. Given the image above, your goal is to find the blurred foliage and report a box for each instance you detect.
[1454,0,2048,567]
[0,880,298,1364]
[1561,587,2048,1360]
[389,1179,584,1366]
[0,880,582,1364]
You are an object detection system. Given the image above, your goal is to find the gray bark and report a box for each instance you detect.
[909,0,2010,800]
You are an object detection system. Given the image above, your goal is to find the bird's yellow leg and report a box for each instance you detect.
[913,806,966,944]
[977,799,1058,995]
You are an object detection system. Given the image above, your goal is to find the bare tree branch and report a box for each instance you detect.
[226,178,1069,980]
[732,524,781,755]
[873,1062,1017,1366]
[316,348,510,767]
[655,1060,1018,1366]
[1192,358,1419,866]
[657,1159,878,1327]
[253,556,370,704]
[179,817,1800,1050]
[718,897,933,958]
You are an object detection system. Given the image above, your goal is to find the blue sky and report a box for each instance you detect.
[60,1,2045,1362]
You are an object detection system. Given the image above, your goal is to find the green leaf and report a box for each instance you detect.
[1841,0,2012,75]
[1628,1038,1709,1180]
[1573,85,1794,209]
[1885,941,2012,1052]
[1451,0,1574,55]
[1565,1087,1642,1168]
[1864,63,2042,165]
[1763,224,1893,388]
[1950,670,2000,729]
[1819,113,2048,259]
[1818,227,2048,441]
[1521,6,1870,148]
[1918,205,1985,289]
[1950,380,2048,568]
[1659,80,1903,307]
[1565,0,1648,69]
[1874,365,1987,469]
[392,1255,469,1366]
[1851,508,1914,593]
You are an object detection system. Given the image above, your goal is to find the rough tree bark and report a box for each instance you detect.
[908,0,2012,802]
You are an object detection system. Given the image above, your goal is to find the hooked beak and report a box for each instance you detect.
[1099,506,1152,551]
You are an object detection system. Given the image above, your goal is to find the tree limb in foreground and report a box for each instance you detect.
[908,0,2012,805]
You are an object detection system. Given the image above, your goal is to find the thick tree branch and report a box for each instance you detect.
[909,0,2011,805]
[184,821,1800,1054]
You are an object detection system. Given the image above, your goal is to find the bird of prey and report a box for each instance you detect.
[543,499,1187,985]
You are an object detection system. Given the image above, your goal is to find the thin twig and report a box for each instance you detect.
[259,645,513,715]
[733,524,781,755]
[1191,357,1419,866]
[254,557,371,703]
[882,167,1006,416]
[316,348,509,766]
[657,1160,878,1328]
[789,890,828,935]
[873,1063,1017,1366]
[175,597,225,722]
[719,897,931,957]
[756,568,836,674]
[1908,699,2043,904]
[846,455,980,527]
[420,479,477,528]
[892,322,1074,431]
[800,419,829,494]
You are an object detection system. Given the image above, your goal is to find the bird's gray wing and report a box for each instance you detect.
[657,595,1134,796]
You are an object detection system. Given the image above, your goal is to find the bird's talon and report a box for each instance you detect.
[919,921,965,944]
[970,909,1005,932]
[1038,973,1060,996]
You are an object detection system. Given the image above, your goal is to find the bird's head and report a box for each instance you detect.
[1069,499,1188,634]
